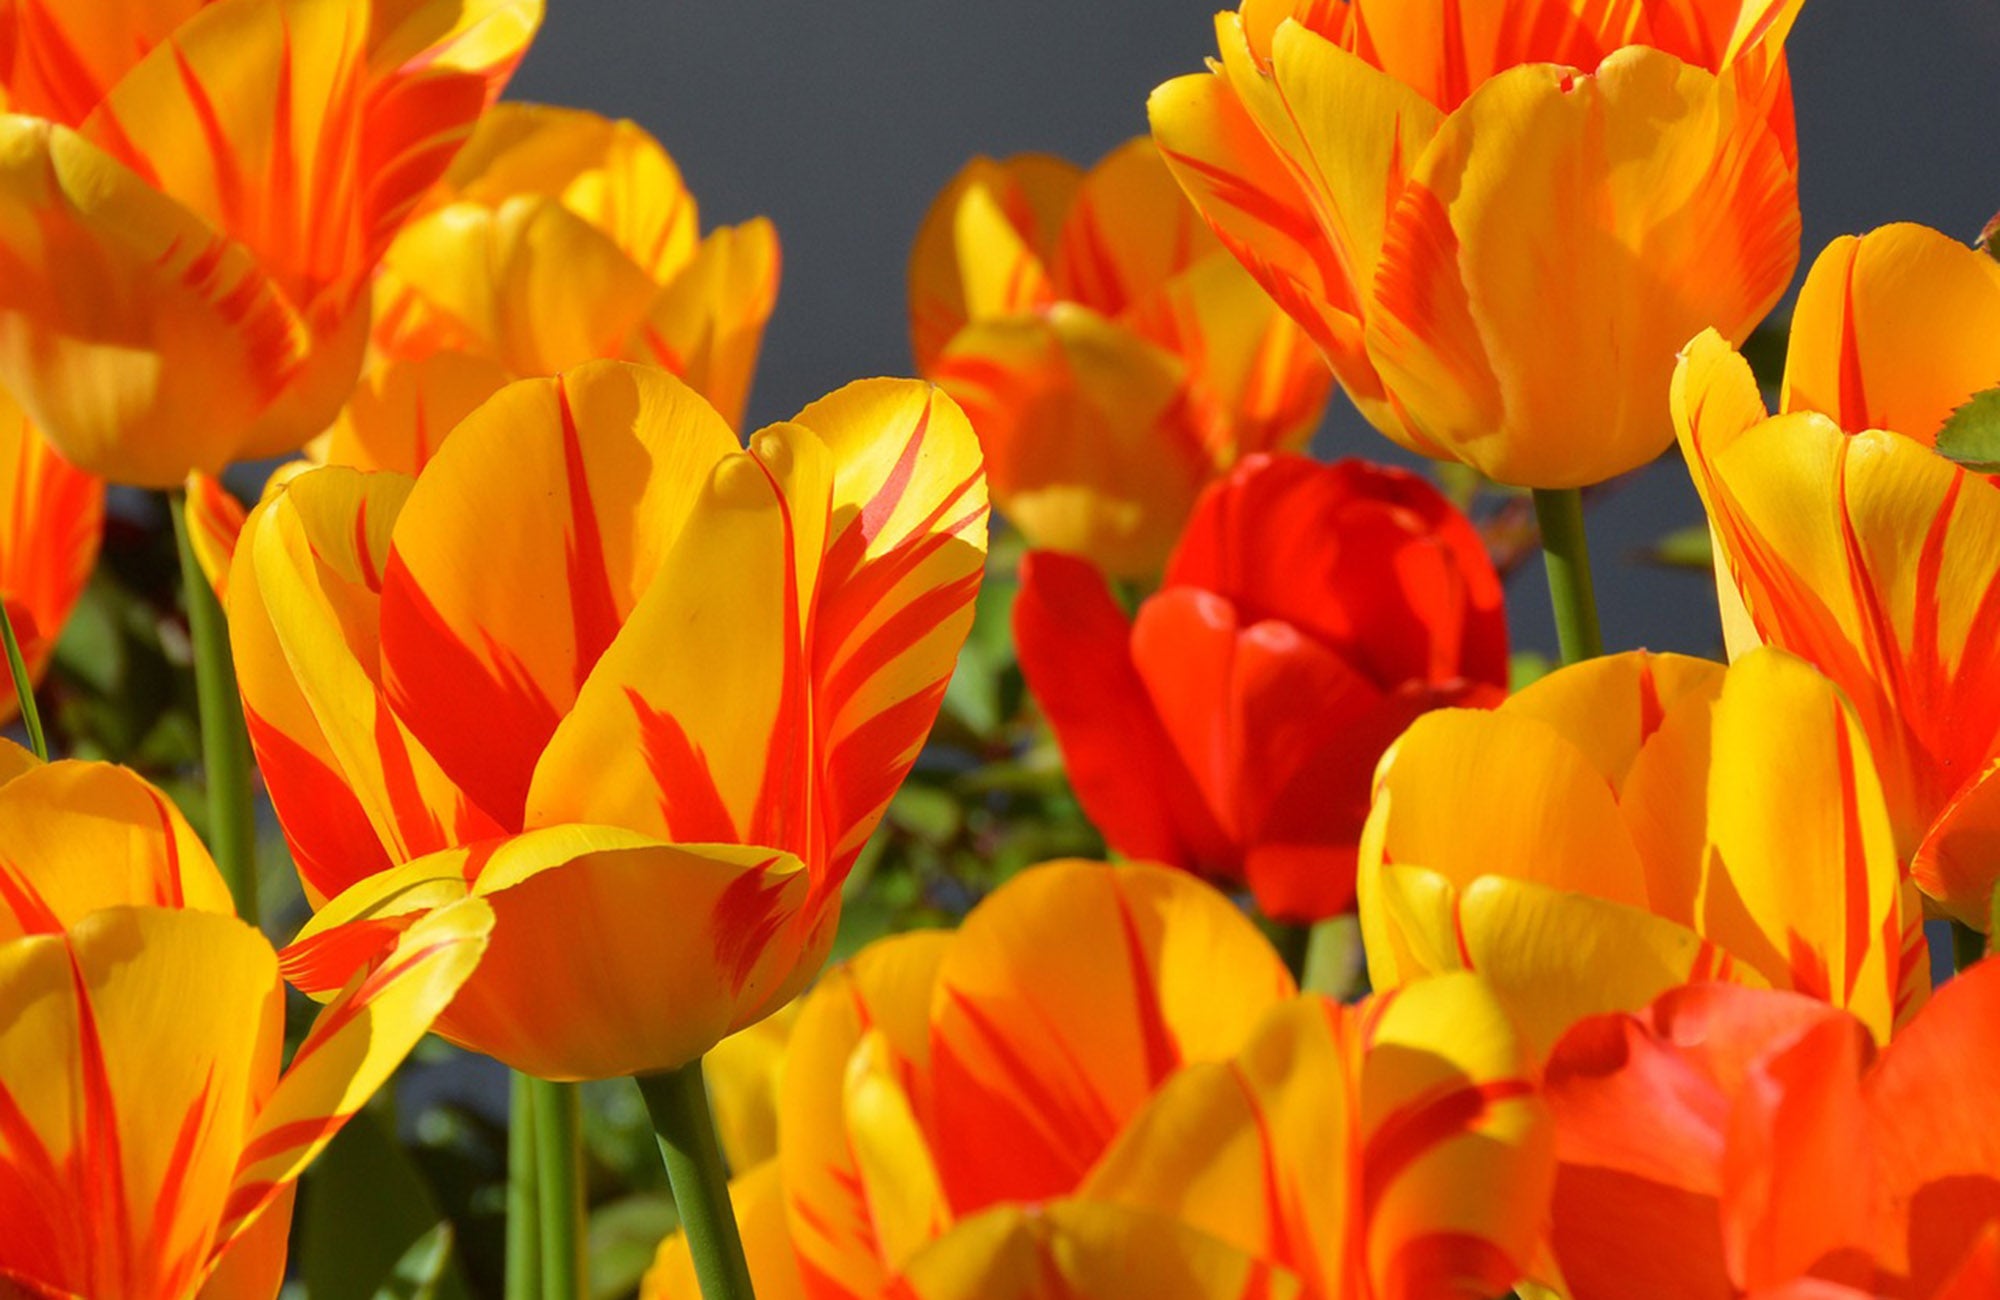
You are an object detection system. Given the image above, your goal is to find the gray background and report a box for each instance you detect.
[508,1,2000,659]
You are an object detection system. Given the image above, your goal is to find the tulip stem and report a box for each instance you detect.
[639,1058,756,1300]
[169,490,259,925]
[529,1076,586,1300]
[505,1072,543,1300]
[1532,487,1604,664]
[0,603,46,761]
[1300,916,1364,999]
[1952,920,1987,974]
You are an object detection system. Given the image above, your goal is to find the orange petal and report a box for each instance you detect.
[1367,49,1798,487]
[0,0,208,124]
[321,349,512,477]
[640,1160,808,1300]
[1780,223,2000,443]
[626,216,782,431]
[0,392,101,705]
[1048,138,1217,317]
[927,860,1295,1214]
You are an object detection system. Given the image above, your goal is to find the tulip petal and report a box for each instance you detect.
[1780,223,2000,444]
[0,0,208,125]
[641,1160,807,1300]
[1502,650,1724,798]
[364,0,541,87]
[928,860,1295,1214]
[0,907,281,1300]
[780,931,953,1299]
[1049,138,1216,316]
[885,1200,1301,1300]
[379,361,738,830]
[0,393,101,705]
[0,759,232,939]
[321,349,511,477]
[628,216,781,431]
[1368,48,1798,486]
[216,897,489,1251]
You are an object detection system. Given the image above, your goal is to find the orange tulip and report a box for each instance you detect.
[911,139,1330,577]
[1676,223,2000,927]
[1016,452,1506,922]
[1359,647,1930,1054]
[647,860,1552,1300]
[0,388,101,719]
[0,0,541,486]
[231,359,988,1079]
[1543,962,2000,1299]
[1148,0,1802,488]
[0,741,491,1299]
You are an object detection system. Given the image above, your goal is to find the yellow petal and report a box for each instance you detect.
[627,216,782,431]
[1501,650,1726,797]
[217,897,492,1249]
[0,394,103,704]
[1048,138,1217,315]
[908,154,1077,372]
[0,759,233,940]
[0,907,281,1300]
[1780,223,2000,443]
[703,1000,799,1174]
[321,350,512,477]
[0,0,207,124]
[640,1160,807,1300]
[1367,48,1798,487]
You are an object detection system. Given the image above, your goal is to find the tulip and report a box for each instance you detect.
[1148,0,1803,488]
[0,390,101,719]
[231,359,988,1079]
[0,0,541,486]
[1675,223,2000,927]
[1543,962,2000,1298]
[0,741,491,1299]
[912,139,1330,577]
[1359,647,1930,1054]
[647,860,1552,1300]
[1016,452,1506,922]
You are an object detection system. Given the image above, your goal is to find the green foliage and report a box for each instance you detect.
[301,1109,472,1300]
[1935,386,2000,473]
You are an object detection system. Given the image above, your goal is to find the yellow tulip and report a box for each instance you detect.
[1358,648,1929,1055]
[1148,0,1803,488]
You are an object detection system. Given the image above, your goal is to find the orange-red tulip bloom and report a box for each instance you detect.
[1677,223,2000,928]
[1148,0,1803,488]
[0,390,101,720]
[911,139,1331,576]
[1016,452,1506,922]
[0,742,491,1299]
[647,860,1552,1300]
[1360,648,1930,1055]
[232,359,988,1079]
[1544,963,2000,1299]
[0,0,540,486]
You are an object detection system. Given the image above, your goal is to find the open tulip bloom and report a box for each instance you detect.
[0,742,490,1299]
[1677,222,2000,930]
[231,358,989,1081]
[0,393,101,723]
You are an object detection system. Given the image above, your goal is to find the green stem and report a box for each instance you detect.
[529,1077,585,1300]
[1299,916,1363,999]
[0,602,46,760]
[505,1072,543,1300]
[1531,487,1605,665]
[169,491,258,925]
[1952,919,1987,975]
[638,1059,755,1300]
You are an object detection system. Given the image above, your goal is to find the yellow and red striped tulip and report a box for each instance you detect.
[0,390,101,720]
[1543,962,2000,1299]
[650,861,1552,1300]
[0,0,540,487]
[1359,648,1929,1055]
[1676,223,2000,927]
[341,100,780,476]
[0,742,491,1299]
[1148,0,1802,488]
[232,359,988,1079]
[911,139,1331,577]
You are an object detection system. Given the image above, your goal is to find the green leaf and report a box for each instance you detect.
[1633,523,1714,571]
[1934,386,2000,473]
[302,1108,471,1300]
[587,1193,678,1300]
[373,1224,456,1300]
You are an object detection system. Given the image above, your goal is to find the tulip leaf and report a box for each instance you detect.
[1634,523,1714,571]
[302,1108,471,1300]
[373,1224,455,1300]
[587,1193,678,1300]
[1934,386,2000,473]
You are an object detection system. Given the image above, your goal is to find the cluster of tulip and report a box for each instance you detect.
[0,0,1997,1298]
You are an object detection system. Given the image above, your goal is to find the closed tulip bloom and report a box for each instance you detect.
[1016,452,1506,923]
[1148,0,1802,488]
[911,139,1331,577]
[1359,648,1930,1055]
[233,359,988,1079]
[0,742,491,1299]
[0,390,101,720]
[1543,963,2000,1299]
[0,0,541,486]
[1676,223,2000,928]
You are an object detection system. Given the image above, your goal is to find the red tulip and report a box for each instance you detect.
[1015,453,1505,922]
